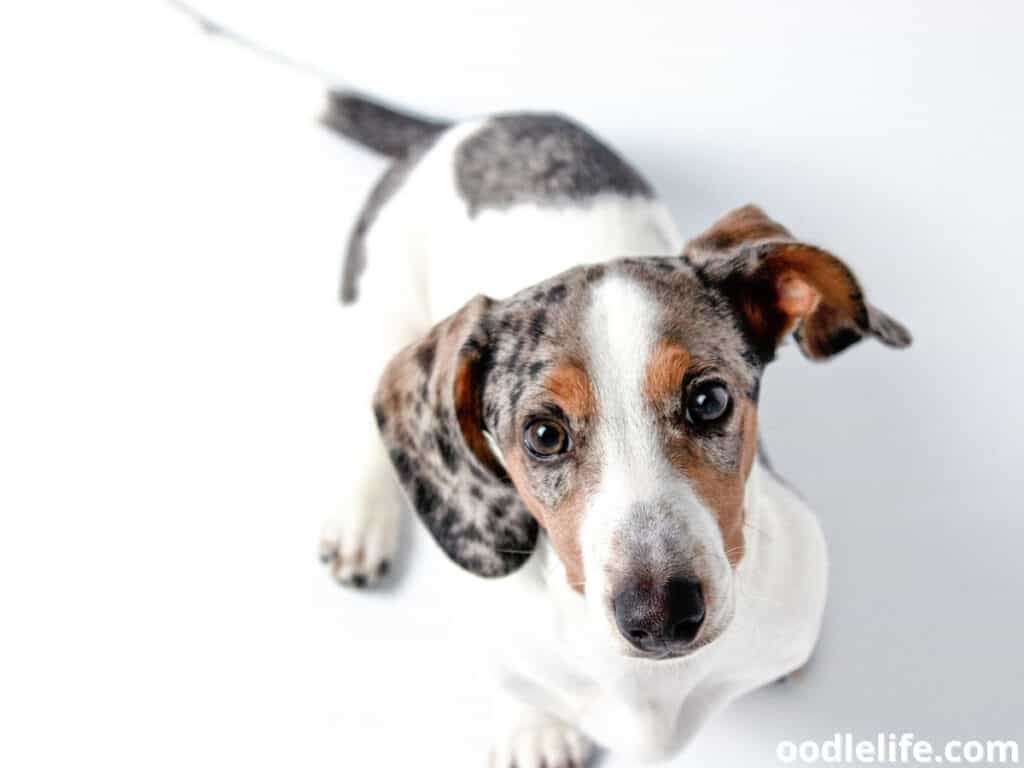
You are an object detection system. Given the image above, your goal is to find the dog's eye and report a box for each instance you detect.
[524,419,570,459]
[685,381,731,425]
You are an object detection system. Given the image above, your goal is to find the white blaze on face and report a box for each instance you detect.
[579,275,732,642]
[583,275,665,498]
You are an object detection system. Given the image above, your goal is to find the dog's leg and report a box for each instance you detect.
[489,696,594,768]
[318,390,404,588]
[319,234,430,587]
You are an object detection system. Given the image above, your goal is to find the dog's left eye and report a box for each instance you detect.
[524,419,570,459]
[685,381,731,425]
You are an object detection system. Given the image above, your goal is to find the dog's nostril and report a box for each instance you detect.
[669,616,703,643]
[664,577,705,644]
[613,584,657,649]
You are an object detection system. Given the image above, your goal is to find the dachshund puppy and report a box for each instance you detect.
[318,93,911,766]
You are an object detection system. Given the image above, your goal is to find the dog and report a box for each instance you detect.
[316,92,912,766]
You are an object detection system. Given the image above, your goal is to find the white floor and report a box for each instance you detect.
[2,2,1022,765]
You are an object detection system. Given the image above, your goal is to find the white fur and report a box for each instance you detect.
[322,118,828,762]
[580,276,735,657]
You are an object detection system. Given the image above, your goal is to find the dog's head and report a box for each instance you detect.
[373,206,911,659]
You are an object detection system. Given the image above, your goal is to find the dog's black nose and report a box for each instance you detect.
[612,577,705,651]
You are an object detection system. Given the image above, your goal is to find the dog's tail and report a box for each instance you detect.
[320,91,450,158]
[167,1,451,158]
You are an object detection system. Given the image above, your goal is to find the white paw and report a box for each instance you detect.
[489,717,592,768]
[319,479,402,588]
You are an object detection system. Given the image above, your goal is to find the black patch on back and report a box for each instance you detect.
[454,114,653,217]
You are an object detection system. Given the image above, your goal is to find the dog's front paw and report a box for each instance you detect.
[489,717,592,768]
[319,482,402,588]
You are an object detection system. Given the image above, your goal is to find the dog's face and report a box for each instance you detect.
[374,206,911,659]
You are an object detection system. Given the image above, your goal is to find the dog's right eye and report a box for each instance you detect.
[524,419,570,459]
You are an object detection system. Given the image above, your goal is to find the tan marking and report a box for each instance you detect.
[643,339,752,565]
[375,299,497,471]
[506,450,587,594]
[453,356,501,476]
[766,244,860,319]
[729,244,863,351]
[666,403,758,567]
[542,362,597,421]
[501,362,600,593]
[644,341,690,406]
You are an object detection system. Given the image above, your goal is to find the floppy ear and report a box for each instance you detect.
[684,205,912,361]
[373,295,539,577]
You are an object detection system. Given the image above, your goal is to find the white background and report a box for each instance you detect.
[1,1,1022,765]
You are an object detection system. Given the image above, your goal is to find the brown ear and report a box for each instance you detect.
[373,295,538,577]
[685,205,912,361]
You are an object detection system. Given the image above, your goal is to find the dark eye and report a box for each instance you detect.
[524,419,570,459]
[685,381,731,425]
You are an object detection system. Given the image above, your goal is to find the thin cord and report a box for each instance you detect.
[165,0,341,85]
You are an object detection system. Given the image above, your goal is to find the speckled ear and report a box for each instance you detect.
[684,205,912,361]
[373,295,539,577]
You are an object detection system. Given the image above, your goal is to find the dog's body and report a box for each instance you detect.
[318,95,908,766]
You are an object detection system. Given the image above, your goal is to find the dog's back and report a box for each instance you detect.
[323,93,683,320]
